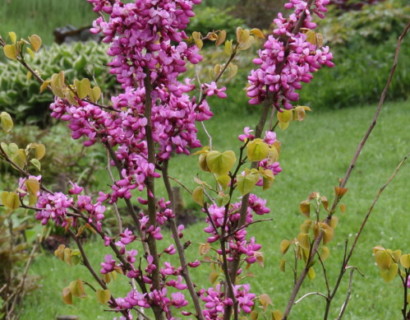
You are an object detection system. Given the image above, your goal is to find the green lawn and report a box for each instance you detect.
[19,99,410,319]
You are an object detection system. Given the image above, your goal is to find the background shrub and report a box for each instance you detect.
[186,7,246,39]
[0,42,115,125]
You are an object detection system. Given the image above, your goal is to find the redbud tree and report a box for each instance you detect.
[1,0,408,319]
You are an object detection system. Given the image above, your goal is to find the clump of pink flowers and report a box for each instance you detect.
[247,0,334,109]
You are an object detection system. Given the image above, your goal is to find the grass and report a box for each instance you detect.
[19,99,410,319]
[0,0,236,46]
[0,0,97,45]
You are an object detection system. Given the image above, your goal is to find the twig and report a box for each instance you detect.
[167,175,193,195]
[294,292,328,304]
[106,149,123,234]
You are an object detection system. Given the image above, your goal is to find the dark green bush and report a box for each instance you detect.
[0,124,105,190]
[321,0,410,45]
[0,41,115,126]
[299,36,410,110]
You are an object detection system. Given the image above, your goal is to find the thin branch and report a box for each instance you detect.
[294,292,328,304]
[106,149,123,234]
[167,175,193,195]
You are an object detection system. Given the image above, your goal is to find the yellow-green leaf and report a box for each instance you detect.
[250,28,265,39]
[321,223,334,245]
[224,40,233,55]
[3,44,18,60]
[50,72,66,98]
[308,267,316,280]
[217,174,230,189]
[62,287,73,305]
[34,143,46,160]
[1,191,20,210]
[216,30,226,46]
[259,294,272,311]
[199,243,211,255]
[31,159,41,171]
[1,112,14,133]
[375,250,393,270]
[320,246,330,261]
[192,186,204,206]
[9,32,17,44]
[69,280,86,298]
[272,310,283,320]
[209,271,219,284]
[29,34,42,52]
[40,80,51,93]
[89,86,102,103]
[247,138,269,162]
[278,121,290,130]
[380,263,398,282]
[277,109,293,123]
[77,78,91,99]
[280,239,291,254]
[400,254,410,269]
[250,310,259,320]
[236,27,250,44]
[206,150,236,176]
[236,171,259,195]
[12,149,27,168]
[192,31,203,49]
[279,259,286,272]
[297,233,310,250]
[26,47,35,59]
[25,179,40,196]
[299,200,310,217]
[96,289,111,304]
[54,244,66,261]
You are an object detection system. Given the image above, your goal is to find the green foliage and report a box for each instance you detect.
[187,7,246,39]
[321,0,410,46]
[299,36,410,109]
[0,124,105,189]
[0,42,115,125]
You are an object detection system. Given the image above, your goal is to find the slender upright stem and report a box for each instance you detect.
[143,71,164,320]
[162,161,204,320]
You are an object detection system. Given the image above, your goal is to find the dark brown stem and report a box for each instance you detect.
[104,142,146,244]
[282,21,410,319]
[162,161,204,320]
[143,71,164,320]
[403,270,410,320]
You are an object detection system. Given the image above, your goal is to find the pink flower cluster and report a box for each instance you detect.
[204,193,269,264]
[36,192,73,226]
[247,0,334,109]
[200,284,256,320]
